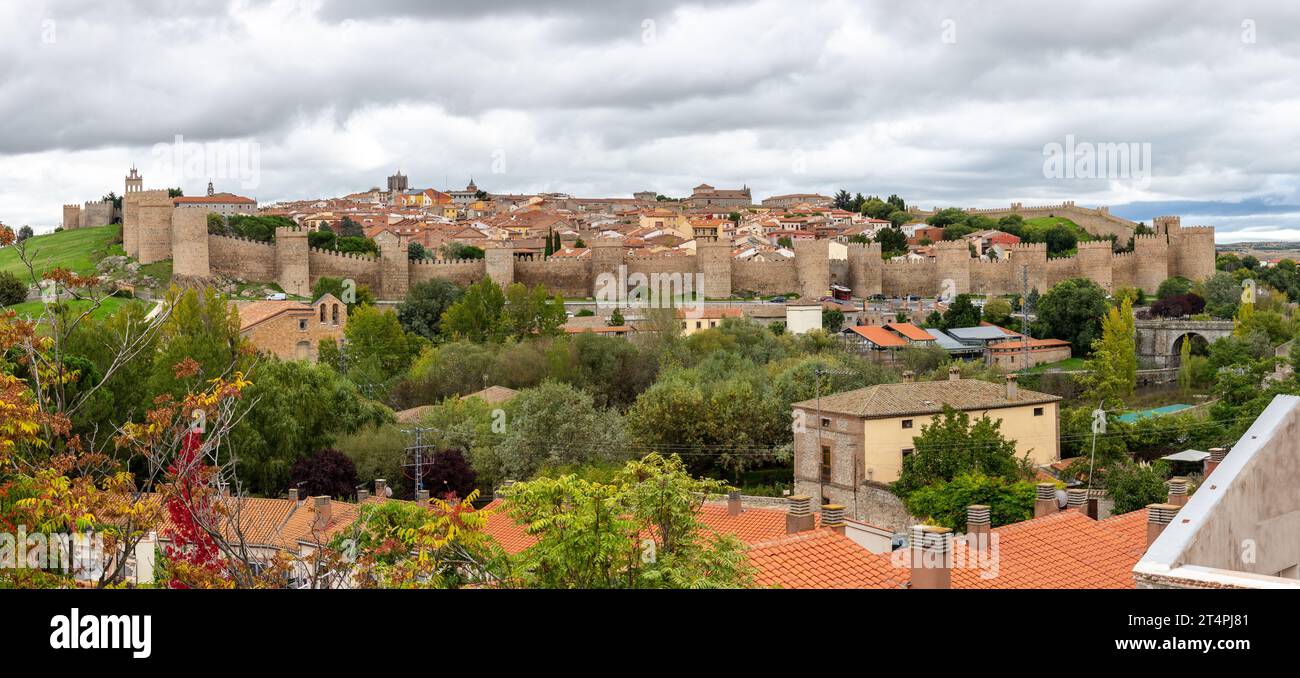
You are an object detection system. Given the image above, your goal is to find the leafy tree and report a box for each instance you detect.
[874,226,908,258]
[1079,296,1137,408]
[1149,293,1205,318]
[893,405,1026,498]
[1032,278,1108,356]
[290,448,360,499]
[408,242,430,260]
[308,230,336,250]
[313,276,374,310]
[231,359,391,493]
[1105,461,1171,514]
[148,286,249,400]
[941,294,982,330]
[338,216,365,238]
[441,277,505,342]
[16,225,34,242]
[502,453,753,588]
[398,279,463,340]
[442,242,485,260]
[822,308,844,332]
[609,307,625,326]
[1156,276,1193,300]
[500,283,566,339]
[0,271,27,306]
[336,236,379,256]
[904,472,1036,530]
[981,297,1013,326]
[1197,271,1242,319]
[338,304,420,387]
[489,381,629,481]
[417,448,478,502]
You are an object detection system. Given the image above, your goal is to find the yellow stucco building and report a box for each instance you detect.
[792,372,1061,507]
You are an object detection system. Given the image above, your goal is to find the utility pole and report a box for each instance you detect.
[402,426,435,495]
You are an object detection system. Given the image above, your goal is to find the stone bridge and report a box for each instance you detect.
[1135,319,1235,368]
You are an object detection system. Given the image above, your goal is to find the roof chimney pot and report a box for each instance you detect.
[966,504,991,552]
[1066,488,1088,513]
[785,495,816,534]
[1005,374,1019,400]
[948,365,960,381]
[822,504,846,534]
[1034,482,1057,517]
[374,479,389,499]
[1166,477,1190,506]
[1204,447,1227,476]
[726,490,742,517]
[1146,503,1179,547]
[910,525,952,589]
[312,496,332,532]
[357,488,369,502]
[902,370,915,383]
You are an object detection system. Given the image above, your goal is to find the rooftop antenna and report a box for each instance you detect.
[402,426,435,495]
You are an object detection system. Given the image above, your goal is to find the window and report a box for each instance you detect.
[298,319,308,331]
[901,419,913,429]
[901,448,914,459]
[332,304,340,325]
[1034,407,1044,416]
[320,305,326,323]
[820,446,832,482]
[821,417,832,428]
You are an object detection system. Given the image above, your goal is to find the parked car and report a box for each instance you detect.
[265,293,287,301]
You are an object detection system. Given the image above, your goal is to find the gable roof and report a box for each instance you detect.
[843,325,907,348]
[885,322,935,342]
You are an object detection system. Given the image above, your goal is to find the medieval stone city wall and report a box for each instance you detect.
[909,201,1139,240]
[115,199,1216,301]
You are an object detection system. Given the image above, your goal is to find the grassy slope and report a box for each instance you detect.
[0,225,124,281]
[7,296,145,322]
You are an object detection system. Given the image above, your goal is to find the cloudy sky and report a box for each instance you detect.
[3,0,1300,241]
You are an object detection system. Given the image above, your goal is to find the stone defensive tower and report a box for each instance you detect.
[1007,242,1048,295]
[1133,233,1169,293]
[696,236,733,298]
[792,239,831,300]
[934,240,972,296]
[484,242,516,288]
[135,192,176,264]
[274,227,311,297]
[171,208,211,279]
[375,230,411,300]
[62,204,81,231]
[845,241,883,297]
[1076,240,1113,292]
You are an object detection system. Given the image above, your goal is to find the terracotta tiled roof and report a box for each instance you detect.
[988,338,1071,351]
[464,385,519,404]
[695,503,819,545]
[280,498,362,546]
[235,300,313,331]
[844,325,907,348]
[479,498,537,555]
[175,193,256,205]
[885,322,935,342]
[749,529,907,589]
[792,378,1060,418]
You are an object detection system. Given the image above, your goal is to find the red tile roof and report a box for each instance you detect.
[885,322,935,342]
[845,325,908,347]
[749,529,907,589]
[695,503,819,544]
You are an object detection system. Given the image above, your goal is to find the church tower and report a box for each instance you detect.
[207,179,215,196]
[125,166,142,194]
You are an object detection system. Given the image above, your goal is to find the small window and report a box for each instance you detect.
[901,419,913,429]
[298,319,308,331]
[901,448,914,459]
[1034,407,1044,416]
[820,417,832,428]
[820,446,832,482]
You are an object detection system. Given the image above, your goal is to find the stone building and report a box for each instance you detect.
[683,183,752,209]
[236,294,347,362]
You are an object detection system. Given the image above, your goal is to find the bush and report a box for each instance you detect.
[1149,293,1205,318]
[0,271,28,306]
[290,448,360,500]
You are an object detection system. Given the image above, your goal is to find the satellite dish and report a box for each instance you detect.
[1055,489,1068,509]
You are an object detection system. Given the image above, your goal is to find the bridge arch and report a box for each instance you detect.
[1170,332,1210,366]
[1134,319,1235,369]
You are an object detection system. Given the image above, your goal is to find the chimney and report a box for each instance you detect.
[1066,488,1088,513]
[966,505,991,552]
[902,370,915,383]
[1146,503,1179,547]
[821,504,846,534]
[726,490,742,517]
[288,488,300,505]
[1005,374,1018,400]
[785,495,816,534]
[494,479,516,500]
[910,525,952,590]
[312,496,331,532]
[1166,477,1189,507]
[416,489,430,508]
[357,488,370,502]
[375,479,388,499]
[1033,483,1057,517]
[948,365,960,381]
[218,481,230,497]
[1204,447,1227,477]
